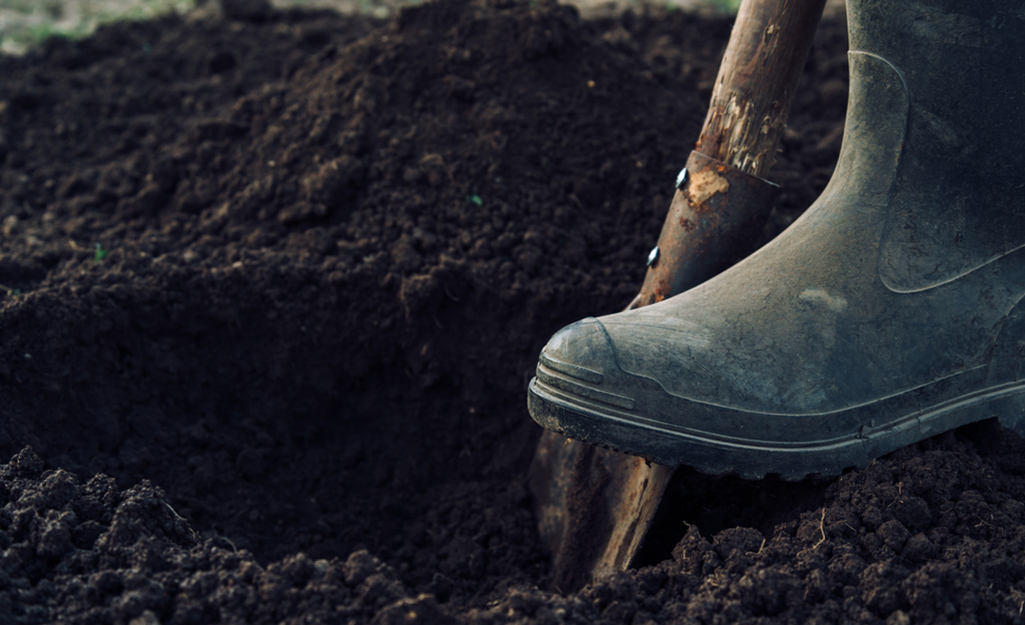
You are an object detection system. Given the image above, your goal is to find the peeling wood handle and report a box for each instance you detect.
[697,0,828,177]
[633,0,826,307]
[530,0,831,594]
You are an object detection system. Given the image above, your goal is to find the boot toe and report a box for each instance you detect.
[531,318,639,425]
[540,318,617,384]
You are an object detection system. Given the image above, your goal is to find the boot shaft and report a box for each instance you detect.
[847,0,1025,291]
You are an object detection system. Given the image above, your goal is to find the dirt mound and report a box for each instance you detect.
[2,0,1024,623]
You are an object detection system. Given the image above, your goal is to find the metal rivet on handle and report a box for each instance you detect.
[675,167,688,189]
[647,246,659,267]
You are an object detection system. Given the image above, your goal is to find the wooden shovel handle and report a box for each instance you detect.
[633,0,826,308]
[697,0,827,177]
[532,0,830,593]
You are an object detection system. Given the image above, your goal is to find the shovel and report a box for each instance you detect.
[528,0,829,592]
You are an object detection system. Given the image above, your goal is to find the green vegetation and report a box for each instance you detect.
[0,0,195,54]
[710,0,741,12]
[0,0,740,57]
[667,0,741,13]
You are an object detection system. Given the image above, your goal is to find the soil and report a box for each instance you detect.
[0,1,1022,624]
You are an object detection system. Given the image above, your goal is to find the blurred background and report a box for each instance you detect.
[0,0,745,55]
[0,0,844,56]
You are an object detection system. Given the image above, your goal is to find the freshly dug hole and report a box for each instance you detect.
[3,1,1025,623]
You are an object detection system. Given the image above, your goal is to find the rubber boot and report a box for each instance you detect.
[528,0,1025,480]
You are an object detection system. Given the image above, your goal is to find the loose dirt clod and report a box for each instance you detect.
[2,1,1024,623]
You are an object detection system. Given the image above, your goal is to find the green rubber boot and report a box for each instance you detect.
[528,0,1025,479]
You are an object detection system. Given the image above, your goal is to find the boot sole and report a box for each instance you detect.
[528,370,1025,481]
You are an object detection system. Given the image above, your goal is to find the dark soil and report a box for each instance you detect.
[0,1,1023,623]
